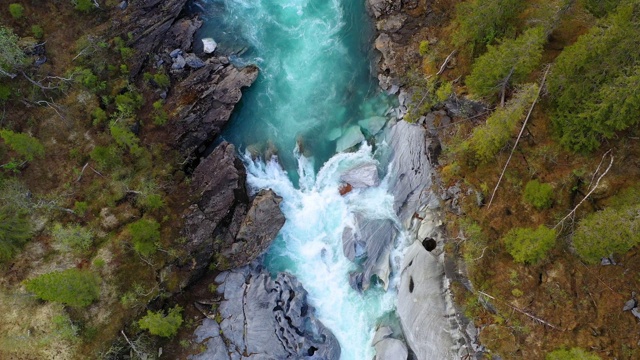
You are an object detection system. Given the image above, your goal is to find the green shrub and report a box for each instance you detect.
[128,219,160,257]
[90,145,122,170]
[74,0,94,13]
[24,268,101,307]
[523,180,554,209]
[51,223,93,252]
[139,193,165,211]
[73,67,106,92]
[572,205,640,264]
[138,305,183,337]
[503,225,556,264]
[0,83,11,101]
[91,107,107,126]
[0,129,45,161]
[0,26,27,76]
[31,25,44,39]
[0,206,31,262]
[109,123,142,155]
[152,73,170,89]
[114,91,143,116]
[418,41,429,56]
[581,0,622,17]
[74,201,88,216]
[466,26,546,99]
[152,100,168,125]
[9,3,24,19]
[546,347,601,360]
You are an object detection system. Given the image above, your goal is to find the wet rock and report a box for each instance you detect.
[336,126,365,152]
[374,337,408,360]
[327,127,343,141]
[358,116,388,136]
[340,163,379,188]
[170,62,259,157]
[202,38,217,54]
[339,183,353,196]
[224,190,285,268]
[171,54,186,70]
[196,267,341,359]
[184,53,206,69]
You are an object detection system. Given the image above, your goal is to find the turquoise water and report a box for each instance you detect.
[198,1,402,358]
[198,0,394,181]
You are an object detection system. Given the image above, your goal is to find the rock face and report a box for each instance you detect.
[387,120,439,225]
[169,61,259,158]
[113,0,189,77]
[190,266,341,359]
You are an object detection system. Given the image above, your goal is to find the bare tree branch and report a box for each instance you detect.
[554,150,614,229]
[437,50,457,76]
[478,291,562,330]
[487,65,550,209]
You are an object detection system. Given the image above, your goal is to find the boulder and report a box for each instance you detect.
[374,338,408,360]
[190,319,230,360]
[336,126,365,152]
[202,38,217,54]
[340,163,380,188]
[171,54,186,70]
[193,267,341,359]
[224,190,286,267]
[397,242,454,359]
[184,53,206,69]
[367,0,402,18]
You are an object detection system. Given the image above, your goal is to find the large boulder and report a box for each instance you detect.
[190,267,341,359]
[340,163,380,188]
[223,189,286,267]
[336,126,365,152]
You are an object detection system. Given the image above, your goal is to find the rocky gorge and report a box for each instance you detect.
[110,0,480,358]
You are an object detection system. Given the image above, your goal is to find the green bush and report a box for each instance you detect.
[548,3,640,152]
[109,123,142,156]
[466,26,546,99]
[31,25,44,39]
[546,347,601,360]
[128,219,160,257]
[523,180,554,209]
[503,225,556,264]
[418,41,429,56]
[114,91,143,116]
[0,83,11,101]
[0,206,31,262]
[138,305,183,337]
[0,129,45,161]
[51,223,93,252]
[581,0,622,17]
[73,68,106,92]
[74,201,88,216]
[572,205,640,264]
[24,268,101,307]
[91,107,107,126]
[9,3,24,19]
[152,73,170,89]
[90,145,122,170]
[152,100,168,126]
[453,0,526,54]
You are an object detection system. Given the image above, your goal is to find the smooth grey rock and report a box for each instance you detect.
[397,242,454,359]
[386,121,437,225]
[358,116,388,136]
[169,48,182,58]
[171,54,186,70]
[118,1,128,10]
[372,326,393,345]
[633,308,640,320]
[190,319,230,360]
[203,38,217,53]
[340,163,379,188]
[185,53,206,69]
[374,338,408,360]
[211,267,341,359]
[336,126,365,152]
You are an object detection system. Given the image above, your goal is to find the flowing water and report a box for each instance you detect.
[197,1,403,358]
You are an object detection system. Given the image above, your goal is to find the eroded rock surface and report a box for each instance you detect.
[190,266,341,359]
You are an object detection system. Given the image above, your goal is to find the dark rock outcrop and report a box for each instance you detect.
[169,61,259,158]
[225,189,286,267]
[190,266,341,359]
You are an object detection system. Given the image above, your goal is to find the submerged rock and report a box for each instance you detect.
[340,163,379,188]
[336,126,365,152]
[191,267,341,359]
[358,116,388,135]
